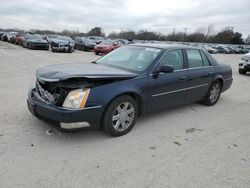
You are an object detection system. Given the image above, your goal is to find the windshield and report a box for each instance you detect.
[96,46,162,73]
[10,32,18,35]
[48,35,58,39]
[57,36,73,42]
[27,34,43,40]
[81,37,93,43]
[100,40,114,45]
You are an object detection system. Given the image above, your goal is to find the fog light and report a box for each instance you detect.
[60,122,90,129]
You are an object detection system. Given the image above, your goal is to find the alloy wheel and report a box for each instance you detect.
[112,102,135,132]
[209,83,220,103]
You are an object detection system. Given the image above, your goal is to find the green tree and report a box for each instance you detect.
[87,27,105,37]
[231,32,244,44]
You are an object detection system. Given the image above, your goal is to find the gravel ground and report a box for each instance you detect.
[0,41,249,188]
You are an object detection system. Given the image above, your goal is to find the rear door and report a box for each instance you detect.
[185,49,215,103]
[147,49,188,111]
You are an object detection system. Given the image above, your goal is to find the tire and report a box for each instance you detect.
[28,43,32,49]
[95,52,99,55]
[202,81,222,106]
[239,69,246,75]
[103,95,138,137]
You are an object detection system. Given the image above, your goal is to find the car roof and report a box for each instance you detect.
[129,43,201,50]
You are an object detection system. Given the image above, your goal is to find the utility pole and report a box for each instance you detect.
[173,28,176,36]
[184,27,187,39]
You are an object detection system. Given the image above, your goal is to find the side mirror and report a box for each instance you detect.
[154,65,174,74]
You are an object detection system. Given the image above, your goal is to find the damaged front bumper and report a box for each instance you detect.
[27,88,103,131]
[239,62,250,71]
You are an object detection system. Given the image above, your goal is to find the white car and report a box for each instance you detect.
[239,52,250,74]
[6,32,18,42]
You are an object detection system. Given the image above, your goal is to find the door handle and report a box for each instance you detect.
[179,76,187,80]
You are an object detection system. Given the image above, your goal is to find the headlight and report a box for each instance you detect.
[63,89,90,109]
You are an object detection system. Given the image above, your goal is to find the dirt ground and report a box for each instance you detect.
[0,41,249,188]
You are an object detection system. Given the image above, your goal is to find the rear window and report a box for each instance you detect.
[186,49,203,68]
[200,51,211,66]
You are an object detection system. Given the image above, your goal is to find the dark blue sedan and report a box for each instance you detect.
[27,44,233,136]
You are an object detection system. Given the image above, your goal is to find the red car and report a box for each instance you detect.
[94,40,123,55]
[15,34,25,45]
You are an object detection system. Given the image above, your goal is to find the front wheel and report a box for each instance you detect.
[239,69,246,75]
[202,81,222,106]
[28,43,32,49]
[103,95,138,137]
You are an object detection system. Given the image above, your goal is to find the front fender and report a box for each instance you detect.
[86,76,148,114]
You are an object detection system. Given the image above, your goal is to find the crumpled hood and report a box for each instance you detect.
[36,63,137,82]
[51,39,71,44]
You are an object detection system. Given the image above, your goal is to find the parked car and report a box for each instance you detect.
[87,36,103,44]
[27,44,233,136]
[224,46,236,54]
[22,34,49,50]
[237,46,249,54]
[117,39,135,45]
[239,52,250,74]
[9,33,24,44]
[0,32,4,40]
[50,36,74,53]
[6,32,18,42]
[15,34,25,45]
[46,35,60,44]
[94,40,122,55]
[9,35,17,44]
[74,37,96,51]
[227,46,241,54]
[215,45,231,54]
[1,32,8,41]
[202,45,217,54]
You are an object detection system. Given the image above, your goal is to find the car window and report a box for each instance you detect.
[200,51,211,66]
[159,50,184,70]
[106,48,132,62]
[96,46,162,73]
[186,49,203,68]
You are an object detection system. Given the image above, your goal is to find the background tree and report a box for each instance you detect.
[231,32,244,44]
[213,30,234,44]
[87,27,105,37]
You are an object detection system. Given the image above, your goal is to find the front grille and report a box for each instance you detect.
[35,80,68,106]
[51,42,59,47]
[36,81,56,104]
[59,44,69,47]
[33,43,48,49]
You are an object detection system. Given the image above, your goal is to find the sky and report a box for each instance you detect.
[0,0,249,37]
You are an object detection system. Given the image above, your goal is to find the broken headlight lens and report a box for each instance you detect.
[63,89,90,109]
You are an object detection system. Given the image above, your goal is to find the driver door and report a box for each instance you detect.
[147,49,188,111]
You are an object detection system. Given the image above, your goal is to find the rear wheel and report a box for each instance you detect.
[95,52,99,55]
[202,81,222,106]
[239,69,246,75]
[103,95,138,136]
